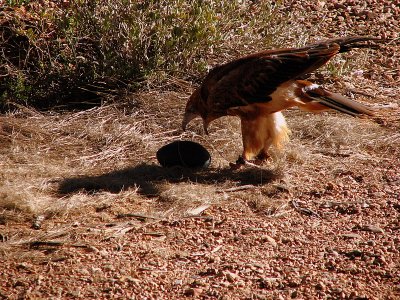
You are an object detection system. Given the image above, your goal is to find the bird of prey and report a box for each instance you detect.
[182,36,380,168]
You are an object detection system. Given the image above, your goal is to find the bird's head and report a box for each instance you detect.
[182,88,210,134]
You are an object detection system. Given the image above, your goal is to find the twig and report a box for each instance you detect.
[211,245,223,253]
[348,88,376,98]
[186,204,211,216]
[243,160,265,169]
[142,232,166,237]
[117,213,162,221]
[291,200,321,218]
[216,185,256,193]
[29,240,65,248]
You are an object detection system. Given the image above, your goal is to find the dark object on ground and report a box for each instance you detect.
[156,141,211,168]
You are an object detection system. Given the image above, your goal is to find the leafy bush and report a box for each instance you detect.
[0,0,306,110]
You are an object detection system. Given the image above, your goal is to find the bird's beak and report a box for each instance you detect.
[182,112,198,131]
[182,112,210,135]
[203,119,210,135]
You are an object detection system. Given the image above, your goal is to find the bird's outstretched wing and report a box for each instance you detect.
[202,36,380,114]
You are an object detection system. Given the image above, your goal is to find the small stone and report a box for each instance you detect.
[362,225,385,234]
[366,11,377,19]
[315,282,326,291]
[99,250,109,258]
[91,267,103,277]
[79,268,90,276]
[32,215,45,230]
[261,235,278,247]
[328,249,340,257]
[237,280,245,287]
[225,271,239,283]
[184,288,203,297]
[174,279,183,285]
[342,233,362,239]
[103,264,114,272]
[344,250,363,258]
[361,202,370,208]
[16,263,33,272]
[373,255,387,266]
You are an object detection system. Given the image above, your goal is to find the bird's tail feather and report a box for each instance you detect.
[310,36,383,53]
[304,86,374,116]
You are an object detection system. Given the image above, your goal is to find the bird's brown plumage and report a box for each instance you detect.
[182,36,380,167]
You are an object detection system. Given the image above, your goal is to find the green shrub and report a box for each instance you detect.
[0,0,306,109]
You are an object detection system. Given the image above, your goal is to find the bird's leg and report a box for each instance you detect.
[230,126,279,169]
[255,152,270,163]
[240,152,270,167]
[254,135,273,163]
[229,113,272,169]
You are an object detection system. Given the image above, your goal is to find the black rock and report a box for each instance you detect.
[156,140,211,168]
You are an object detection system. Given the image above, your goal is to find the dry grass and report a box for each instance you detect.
[0,92,277,235]
[1,84,398,228]
[0,76,399,300]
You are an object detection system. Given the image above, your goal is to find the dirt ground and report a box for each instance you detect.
[1,1,400,299]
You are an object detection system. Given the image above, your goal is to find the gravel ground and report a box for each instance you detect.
[1,1,399,299]
[2,180,399,299]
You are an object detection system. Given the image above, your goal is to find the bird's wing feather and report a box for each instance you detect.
[198,36,381,116]
[206,43,340,113]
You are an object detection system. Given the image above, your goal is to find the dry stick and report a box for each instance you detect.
[291,200,321,218]
[348,88,377,98]
[30,240,65,248]
[117,213,162,220]
[243,160,265,169]
[103,219,163,241]
[216,185,257,193]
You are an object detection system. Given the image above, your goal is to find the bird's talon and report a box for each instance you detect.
[251,159,264,165]
[229,156,246,170]
[230,156,266,169]
[236,156,246,165]
[229,162,242,170]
